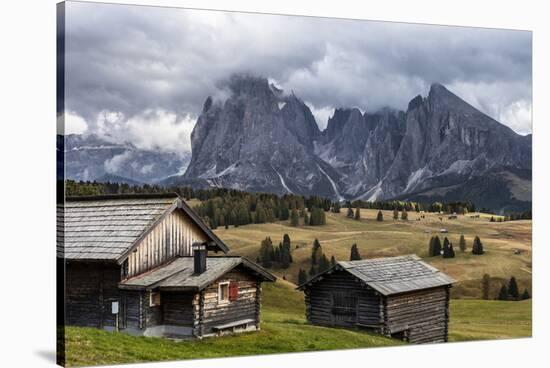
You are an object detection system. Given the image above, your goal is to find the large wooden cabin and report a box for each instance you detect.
[58,193,275,338]
[298,255,454,344]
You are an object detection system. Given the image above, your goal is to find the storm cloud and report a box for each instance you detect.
[64,1,532,153]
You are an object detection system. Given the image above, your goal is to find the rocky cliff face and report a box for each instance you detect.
[165,75,532,211]
[180,75,338,198]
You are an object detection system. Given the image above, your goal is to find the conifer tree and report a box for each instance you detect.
[401,208,408,220]
[304,212,310,226]
[347,206,354,218]
[318,254,330,273]
[498,284,509,300]
[428,236,436,257]
[354,207,361,220]
[508,276,519,300]
[459,234,466,252]
[350,243,362,261]
[481,273,491,300]
[521,289,530,300]
[311,239,322,265]
[449,244,455,258]
[377,210,384,221]
[290,209,299,227]
[332,202,341,213]
[330,255,336,267]
[259,237,274,268]
[472,236,484,255]
[393,208,399,220]
[433,236,442,256]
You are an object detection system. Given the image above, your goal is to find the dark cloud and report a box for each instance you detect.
[64,1,532,152]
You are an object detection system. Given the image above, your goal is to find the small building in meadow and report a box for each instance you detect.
[58,193,275,338]
[297,255,454,344]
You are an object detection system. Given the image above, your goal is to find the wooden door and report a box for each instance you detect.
[331,292,358,326]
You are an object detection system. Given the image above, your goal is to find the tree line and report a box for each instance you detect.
[481,274,530,301]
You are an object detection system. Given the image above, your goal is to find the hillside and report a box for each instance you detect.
[214,209,532,298]
[64,279,531,367]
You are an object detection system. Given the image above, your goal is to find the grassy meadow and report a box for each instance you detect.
[64,279,531,367]
[213,208,532,298]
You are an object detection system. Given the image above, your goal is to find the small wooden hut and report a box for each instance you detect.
[58,193,275,338]
[297,255,454,344]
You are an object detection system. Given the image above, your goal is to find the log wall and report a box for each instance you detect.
[384,286,450,344]
[194,267,261,337]
[65,261,121,328]
[304,270,382,329]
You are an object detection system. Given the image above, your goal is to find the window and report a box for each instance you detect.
[149,291,161,307]
[218,281,230,304]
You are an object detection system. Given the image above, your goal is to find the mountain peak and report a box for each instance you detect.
[227,74,270,97]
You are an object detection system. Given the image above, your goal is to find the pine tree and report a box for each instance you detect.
[376,210,383,221]
[259,237,274,268]
[459,234,466,252]
[280,234,292,268]
[521,289,530,300]
[393,208,399,220]
[290,209,299,227]
[318,254,330,273]
[354,207,361,220]
[347,206,354,218]
[401,208,408,220]
[304,212,310,226]
[433,236,442,256]
[472,236,484,255]
[428,236,435,257]
[481,273,491,300]
[449,244,455,258]
[350,243,362,261]
[332,202,341,213]
[298,269,308,285]
[508,276,519,300]
[330,255,336,267]
[498,284,509,300]
[311,239,322,265]
[490,216,495,222]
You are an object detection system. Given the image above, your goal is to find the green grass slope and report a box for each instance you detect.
[64,280,531,367]
[64,280,399,367]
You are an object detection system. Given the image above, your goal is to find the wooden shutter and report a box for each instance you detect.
[229,282,239,301]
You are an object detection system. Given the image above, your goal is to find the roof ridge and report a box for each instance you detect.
[66,193,180,201]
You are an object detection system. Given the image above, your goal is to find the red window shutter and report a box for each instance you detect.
[229,282,239,301]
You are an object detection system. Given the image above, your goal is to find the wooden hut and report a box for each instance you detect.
[58,193,275,338]
[297,255,454,344]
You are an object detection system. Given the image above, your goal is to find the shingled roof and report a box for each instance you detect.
[119,256,276,291]
[297,254,454,296]
[58,193,229,261]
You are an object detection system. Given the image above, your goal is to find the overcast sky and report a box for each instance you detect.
[63,1,532,153]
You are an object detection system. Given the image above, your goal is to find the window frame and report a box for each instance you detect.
[149,291,161,307]
[218,281,230,304]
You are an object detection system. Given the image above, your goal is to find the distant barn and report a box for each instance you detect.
[58,193,275,338]
[298,255,454,344]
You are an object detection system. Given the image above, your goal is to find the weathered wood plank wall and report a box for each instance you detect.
[65,262,120,328]
[305,271,381,328]
[126,210,207,278]
[196,268,260,336]
[384,286,449,343]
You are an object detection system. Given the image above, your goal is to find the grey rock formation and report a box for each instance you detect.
[181,74,338,198]
[179,76,531,211]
